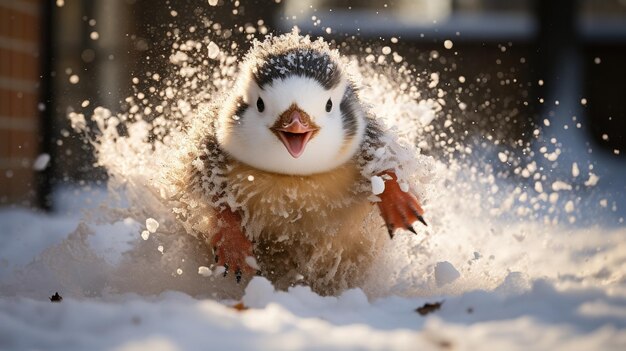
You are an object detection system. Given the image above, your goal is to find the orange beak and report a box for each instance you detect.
[271,106,319,158]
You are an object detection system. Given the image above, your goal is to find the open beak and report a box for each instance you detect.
[271,107,318,158]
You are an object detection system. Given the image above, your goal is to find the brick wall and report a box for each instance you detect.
[0,0,41,205]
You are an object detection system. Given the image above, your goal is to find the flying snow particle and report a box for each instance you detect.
[177,100,191,115]
[594,57,601,64]
[176,268,183,275]
[549,192,559,204]
[399,182,410,193]
[370,175,385,195]
[81,100,90,108]
[208,41,220,59]
[552,181,572,191]
[564,201,575,213]
[69,75,79,84]
[208,0,218,6]
[32,153,50,171]
[247,175,255,181]
[392,53,403,63]
[498,152,508,163]
[146,218,159,233]
[157,245,164,253]
[198,266,211,277]
[213,266,226,276]
[245,256,260,270]
[534,181,543,193]
[434,261,460,287]
[56,0,64,7]
[572,162,580,177]
[443,40,453,49]
[428,72,440,88]
[584,173,599,187]
[141,230,150,240]
[381,46,391,55]
[458,76,466,83]
[90,32,99,40]
[68,112,86,131]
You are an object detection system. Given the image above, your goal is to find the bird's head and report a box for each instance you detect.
[216,39,365,176]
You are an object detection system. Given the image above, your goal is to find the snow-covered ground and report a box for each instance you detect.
[2,21,625,350]
[1,182,625,350]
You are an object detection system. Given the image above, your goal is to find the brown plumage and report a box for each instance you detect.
[165,33,426,296]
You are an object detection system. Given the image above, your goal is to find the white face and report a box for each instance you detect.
[216,75,364,175]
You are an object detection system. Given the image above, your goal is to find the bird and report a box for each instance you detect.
[168,32,426,295]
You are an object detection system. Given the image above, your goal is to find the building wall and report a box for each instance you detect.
[0,0,41,206]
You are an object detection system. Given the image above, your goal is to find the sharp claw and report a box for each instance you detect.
[223,263,229,277]
[407,226,417,234]
[409,205,428,227]
[214,254,219,264]
[387,226,395,239]
[417,215,428,227]
[235,268,242,283]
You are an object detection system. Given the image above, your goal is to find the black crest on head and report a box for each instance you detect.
[339,84,359,139]
[253,49,342,90]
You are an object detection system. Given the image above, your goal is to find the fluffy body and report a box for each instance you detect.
[168,33,417,295]
[227,160,386,292]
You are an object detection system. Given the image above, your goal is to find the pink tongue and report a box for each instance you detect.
[282,132,308,158]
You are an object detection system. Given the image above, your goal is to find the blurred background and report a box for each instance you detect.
[1,0,624,210]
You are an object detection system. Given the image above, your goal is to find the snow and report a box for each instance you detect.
[1,183,625,350]
[434,261,460,287]
[198,266,211,277]
[370,175,385,195]
[207,41,220,59]
[32,153,50,171]
[498,152,508,163]
[585,173,600,187]
[245,256,260,270]
[146,218,159,233]
[69,74,79,84]
[572,162,580,177]
[1,27,625,351]
[139,229,149,240]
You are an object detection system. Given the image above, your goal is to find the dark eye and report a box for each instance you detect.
[325,98,332,112]
[256,97,265,112]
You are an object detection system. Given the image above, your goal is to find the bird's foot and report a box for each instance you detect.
[375,171,427,239]
[210,209,256,283]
